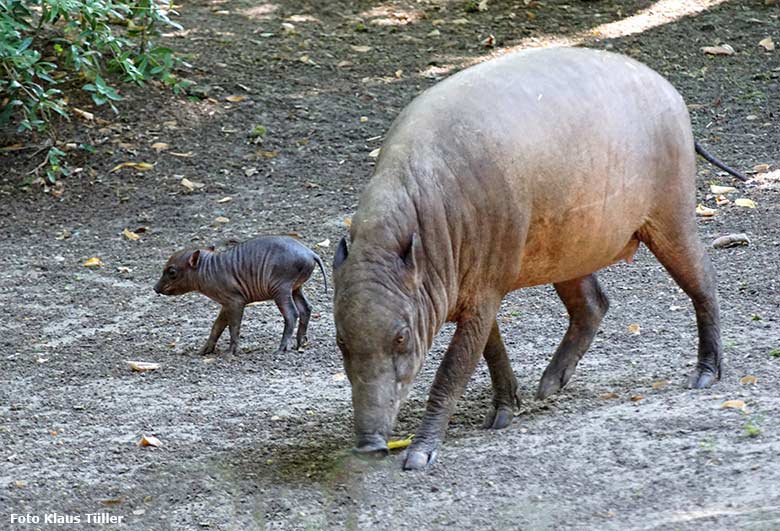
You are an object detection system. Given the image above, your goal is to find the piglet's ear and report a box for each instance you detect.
[207,245,215,252]
[188,249,201,269]
[333,237,349,270]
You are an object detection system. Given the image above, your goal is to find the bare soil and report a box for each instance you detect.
[1,1,779,530]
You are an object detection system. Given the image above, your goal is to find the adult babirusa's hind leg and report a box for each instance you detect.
[537,274,609,399]
[639,221,722,388]
[482,320,521,429]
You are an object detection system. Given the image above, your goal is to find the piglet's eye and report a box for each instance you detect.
[166,267,176,277]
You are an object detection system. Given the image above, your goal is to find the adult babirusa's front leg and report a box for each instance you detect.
[403,300,500,470]
[482,320,521,429]
[199,307,229,355]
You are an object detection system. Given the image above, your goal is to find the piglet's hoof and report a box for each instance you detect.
[688,365,720,389]
[198,345,216,356]
[225,344,238,357]
[402,445,438,471]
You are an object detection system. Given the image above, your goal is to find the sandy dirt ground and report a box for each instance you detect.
[1,0,779,529]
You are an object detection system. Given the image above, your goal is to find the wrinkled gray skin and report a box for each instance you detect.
[333,48,733,470]
[155,236,326,356]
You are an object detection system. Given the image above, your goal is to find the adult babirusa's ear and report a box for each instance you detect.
[333,236,349,270]
[188,249,201,269]
[401,233,422,284]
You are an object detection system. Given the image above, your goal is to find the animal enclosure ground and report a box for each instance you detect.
[1,0,779,529]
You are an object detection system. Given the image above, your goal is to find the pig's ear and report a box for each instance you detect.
[188,249,201,269]
[206,245,215,252]
[333,237,349,270]
[401,233,422,285]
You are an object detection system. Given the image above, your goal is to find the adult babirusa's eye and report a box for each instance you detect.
[394,328,411,351]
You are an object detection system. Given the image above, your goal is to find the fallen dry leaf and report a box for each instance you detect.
[651,380,669,390]
[344,216,352,228]
[126,361,160,372]
[331,372,346,382]
[696,204,717,217]
[169,151,194,158]
[735,198,756,209]
[712,233,750,249]
[702,44,735,56]
[151,142,169,152]
[72,107,94,121]
[740,375,757,385]
[627,323,641,335]
[368,147,381,158]
[100,498,124,506]
[630,395,644,402]
[710,185,736,194]
[139,434,162,447]
[110,161,155,173]
[180,178,205,192]
[428,29,440,37]
[256,150,278,158]
[214,216,230,224]
[316,238,331,248]
[715,195,730,206]
[721,399,746,411]
[83,257,103,268]
[351,45,372,53]
[759,37,775,51]
[122,228,140,241]
[753,163,770,172]
[600,392,619,400]
[217,197,232,203]
[482,34,495,48]
[226,95,247,103]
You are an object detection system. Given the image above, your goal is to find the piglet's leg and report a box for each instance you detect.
[292,288,312,350]
[273,292,298,354]
[200,307,228,355]
[224,304,245,356]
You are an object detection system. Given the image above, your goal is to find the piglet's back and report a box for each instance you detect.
[220,236,317,302]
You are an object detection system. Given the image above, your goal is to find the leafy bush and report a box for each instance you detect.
[0,0,187,181]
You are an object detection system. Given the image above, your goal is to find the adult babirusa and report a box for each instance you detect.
[333,47,744,470]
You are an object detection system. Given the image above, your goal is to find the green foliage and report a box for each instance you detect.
[1,0,188,179]
[770,348,780,358]
[463,1,480,13]
[744,420,761,438]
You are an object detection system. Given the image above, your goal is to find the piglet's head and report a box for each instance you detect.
[154,247,209,296]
